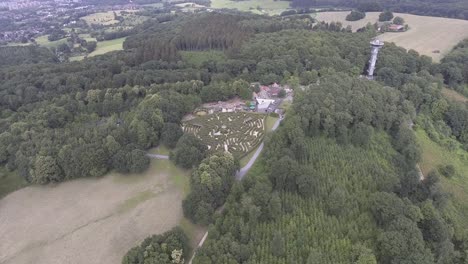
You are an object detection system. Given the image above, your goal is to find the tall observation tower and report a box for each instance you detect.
[367,39,384,79]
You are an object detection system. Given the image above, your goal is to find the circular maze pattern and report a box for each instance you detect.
[182,112,265,157]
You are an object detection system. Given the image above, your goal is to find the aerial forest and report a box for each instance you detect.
[1,11,468,264]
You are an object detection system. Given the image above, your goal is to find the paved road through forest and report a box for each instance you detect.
[235,116,282,180]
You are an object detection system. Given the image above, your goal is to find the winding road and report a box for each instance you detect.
[146,116,283,264]
[235,116,282,180]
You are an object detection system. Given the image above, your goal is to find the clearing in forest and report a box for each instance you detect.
[182,112,266,158]
[0,159,202,264]
[442,88,468,104]
[315,12,468,62]
[88,37,126,57]
[415,128,468,229]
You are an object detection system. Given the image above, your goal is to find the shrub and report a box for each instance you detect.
[438,164,455,178]
[346,10,366,21]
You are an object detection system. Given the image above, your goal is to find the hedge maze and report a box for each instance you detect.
[182,112,265,157]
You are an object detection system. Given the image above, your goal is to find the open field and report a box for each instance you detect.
[82,11,120,26]
[180,50,226,67]
[183,112,266,157]
[442,88,468,104]
[88,37,126,57]
[315,12,468,62]
[415,128,468,228]
[210,0,290,15]
[35,35,68,48]
[0,159,196,264]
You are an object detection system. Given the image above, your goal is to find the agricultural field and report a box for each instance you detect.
[315,12,468,62]
[182,112,266,157]
[210,0,290,15]
[81,11,120,26]
[0,159,201,264]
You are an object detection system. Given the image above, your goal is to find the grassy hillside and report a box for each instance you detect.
[0,159,198,264]
[316,12,468,62]
[415,128,468,230]
[88,37,126,57]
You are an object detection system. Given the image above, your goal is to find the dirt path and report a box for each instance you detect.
[146,153,170,159]
[0,161,184,264]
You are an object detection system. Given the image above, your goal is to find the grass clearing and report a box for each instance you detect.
[35,35,68,48]
[0,168,27,199]
[210,0,290,15]
[316,12,468,62]
[0,159,190,264]
[88,37,126,57]
[148,145,171,156]
[265,115,279,132]
[415,128,468,229]
[180,50,226,67]
[442,87,468,104]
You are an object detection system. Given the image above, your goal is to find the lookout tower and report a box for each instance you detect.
[367,39,384,79]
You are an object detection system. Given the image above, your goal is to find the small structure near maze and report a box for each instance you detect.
[182,112,265,157]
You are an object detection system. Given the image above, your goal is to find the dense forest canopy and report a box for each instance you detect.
[1,10,468,264]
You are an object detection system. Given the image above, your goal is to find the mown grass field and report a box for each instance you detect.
[0,158,199,264]
[88,37,126,57]
[210,0,290,15]
[316,12,468,62]
[415,128,468,230]
[35,35,68,48]
[180,50,226,67]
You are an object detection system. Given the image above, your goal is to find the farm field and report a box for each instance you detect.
[0,159,197,264]
[210,0,290,15]
[315,12,468,62]
[81,11,120,26]
[415,128,468,229]
[182,112,266,158]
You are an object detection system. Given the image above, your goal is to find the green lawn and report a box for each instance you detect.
[0,168,27,199]
[35,35,68,48]
[88,37,126,57]
[180,50,226,67]
[265,115,279,132]
[210,0,290,15]
[148,145,171,156]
